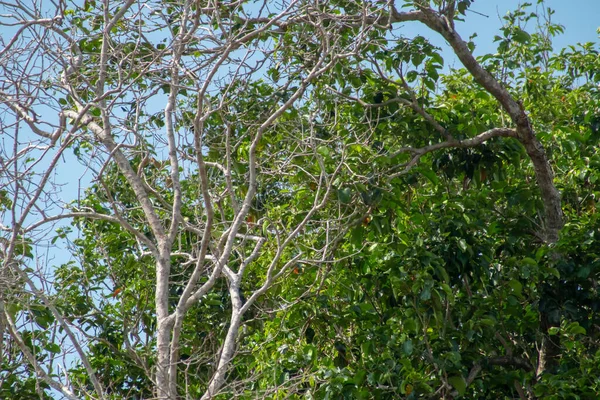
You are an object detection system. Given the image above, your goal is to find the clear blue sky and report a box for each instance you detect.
[466,0,599,51]
[402,0,600,69]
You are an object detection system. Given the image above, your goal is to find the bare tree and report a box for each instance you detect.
[0,0,380,398]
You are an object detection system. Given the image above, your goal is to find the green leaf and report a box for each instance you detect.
[420,286,431,301]
[412,53,425,67]
[424,78,436,92]
[457,239,468,253]
[479,317,497,327]
[576,265,591,279]
[361,341,372,357]
[457,1,469,15]
[566,322,586,335]
[354,370,367,385]
[337,188,352,204]
[431,53,444,66]
[448,375,467,395]
[317,145,330,157]
[45,343,62,354]
[508,279,523,297]
[406,70,418,82]
[522,257,537,266]
[512,28,531,44]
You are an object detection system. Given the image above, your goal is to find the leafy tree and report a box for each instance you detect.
[1,0,599,399]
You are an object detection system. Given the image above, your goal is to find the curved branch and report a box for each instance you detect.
[450,356,533,398]
[388,127,518,179]
[62,110,166,240]
[387,4,563,242]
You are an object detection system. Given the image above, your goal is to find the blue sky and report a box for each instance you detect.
[396,0,599,69]
[466,0,599,50]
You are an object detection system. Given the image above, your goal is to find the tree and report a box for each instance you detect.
[1,0,598,398]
